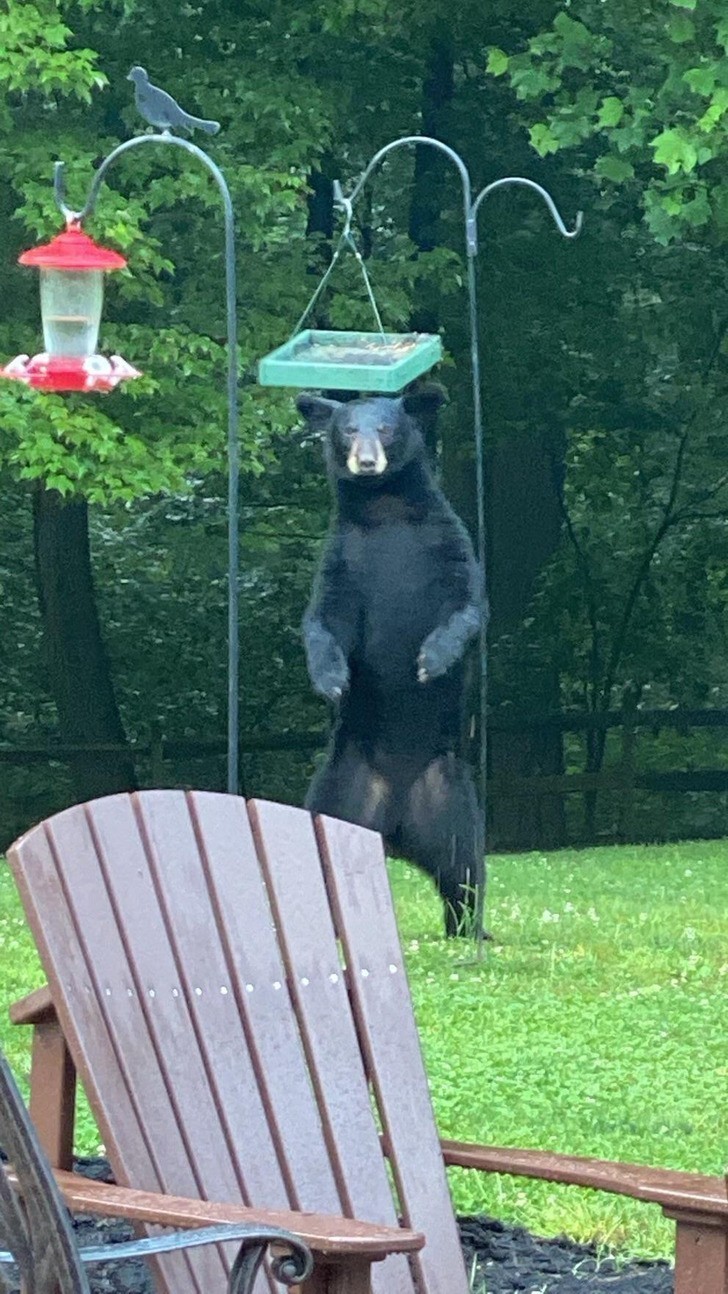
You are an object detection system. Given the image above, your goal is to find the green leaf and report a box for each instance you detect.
[595,154,635,182]
[486,47,509,77]
[510,65,558,100]
[681,187,712,226]
[667,13,695,42]
[553,12,593,45]
[651,128,698,175]
[669,0,696,8]
[597,96,624,128]
[644,197,680,244]
[682,65,717,96]
[528,123,561,157]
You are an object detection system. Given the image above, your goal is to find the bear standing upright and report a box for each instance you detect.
[298,385,486,937]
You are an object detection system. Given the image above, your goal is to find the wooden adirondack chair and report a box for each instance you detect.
[6,792,728,1294]
[0,1043,312,1294]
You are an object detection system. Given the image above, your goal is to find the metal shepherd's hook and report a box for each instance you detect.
[334,140,582,954]
[52,70,241,797]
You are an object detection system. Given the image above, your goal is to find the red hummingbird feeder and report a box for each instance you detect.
[1,223,141,393]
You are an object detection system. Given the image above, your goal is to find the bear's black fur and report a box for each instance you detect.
[298,385,486,937]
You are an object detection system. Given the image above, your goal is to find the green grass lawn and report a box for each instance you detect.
[1,838,726,1261]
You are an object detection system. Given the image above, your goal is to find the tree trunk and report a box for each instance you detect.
[33,485,137,801]
[486,431,567,848]
[408,23,455,376]
[306,161,335,241]
[408,26,454,256]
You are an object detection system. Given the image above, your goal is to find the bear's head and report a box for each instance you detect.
[296,384,446,481]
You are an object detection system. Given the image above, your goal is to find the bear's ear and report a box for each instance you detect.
[295,393,341,430]
[402,382,448,419]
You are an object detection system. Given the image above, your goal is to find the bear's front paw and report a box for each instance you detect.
[417,630,453,683]
[311,644,349,701]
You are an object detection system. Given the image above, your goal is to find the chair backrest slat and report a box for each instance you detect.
[12,802,224,1294]
[249,801,414,1294]
[8,792,469,1294]
[316,813,470,1294]
[183,791,343,1214]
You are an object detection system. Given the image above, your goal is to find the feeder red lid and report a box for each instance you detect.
[19,225,127,272]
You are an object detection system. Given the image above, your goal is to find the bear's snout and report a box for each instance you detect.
[347,434,388,476]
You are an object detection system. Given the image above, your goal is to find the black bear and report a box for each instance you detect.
[298,385,486,937]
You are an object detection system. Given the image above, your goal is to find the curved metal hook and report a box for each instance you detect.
[336,135,474,258]
[471,175,582,242]
[345,134,473,213]
[51,130,241,796]
[332,180,353,238]
[53,161,80,225]
[54,134,196,225]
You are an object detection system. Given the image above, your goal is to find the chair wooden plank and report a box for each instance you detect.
[248,800,415,1294]
[62,796,243,1209]
[81,793,277,1294]
[144,789,339,1213]
[8,808,212,1294]
[315,813,470,1294]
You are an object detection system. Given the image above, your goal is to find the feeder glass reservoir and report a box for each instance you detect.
[40,268,103,358]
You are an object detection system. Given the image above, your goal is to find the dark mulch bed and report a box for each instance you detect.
[459,1216,672,1292]
[8,1158,676,1293]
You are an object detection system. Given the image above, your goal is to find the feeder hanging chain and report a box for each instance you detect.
[289,182,386,342]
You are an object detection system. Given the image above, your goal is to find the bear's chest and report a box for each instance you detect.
[342,522,436,594]
[341,522,442,667]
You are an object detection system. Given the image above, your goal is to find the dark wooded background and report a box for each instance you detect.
[2,0,727,853]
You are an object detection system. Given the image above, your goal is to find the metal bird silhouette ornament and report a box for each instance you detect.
[127,66,220,135]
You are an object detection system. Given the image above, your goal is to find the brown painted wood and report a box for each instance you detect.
[441,1140,728,1213]
[9,800,218,1294]
[12,791,727,1294]
[9,984,55,1026]
[306,1258,376,1294]
[315,813,470,1294]
[667,1212,728,1294]
[28,1016,76,1169]
[249,801,414,1294]
[52,1171,424,1256]
[7,793,425,1294]
[184,791,341,1214]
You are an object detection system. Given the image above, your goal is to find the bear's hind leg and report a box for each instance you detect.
[398,754,485,938]
[305,740,394,837]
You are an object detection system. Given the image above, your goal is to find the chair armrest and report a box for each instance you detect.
[440,1139,728,1215]
[9,985,55,1026]
[53,1170,425,1259]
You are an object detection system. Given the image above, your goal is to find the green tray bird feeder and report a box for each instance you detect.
[258,184,442,392]
[258,328,442,393]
